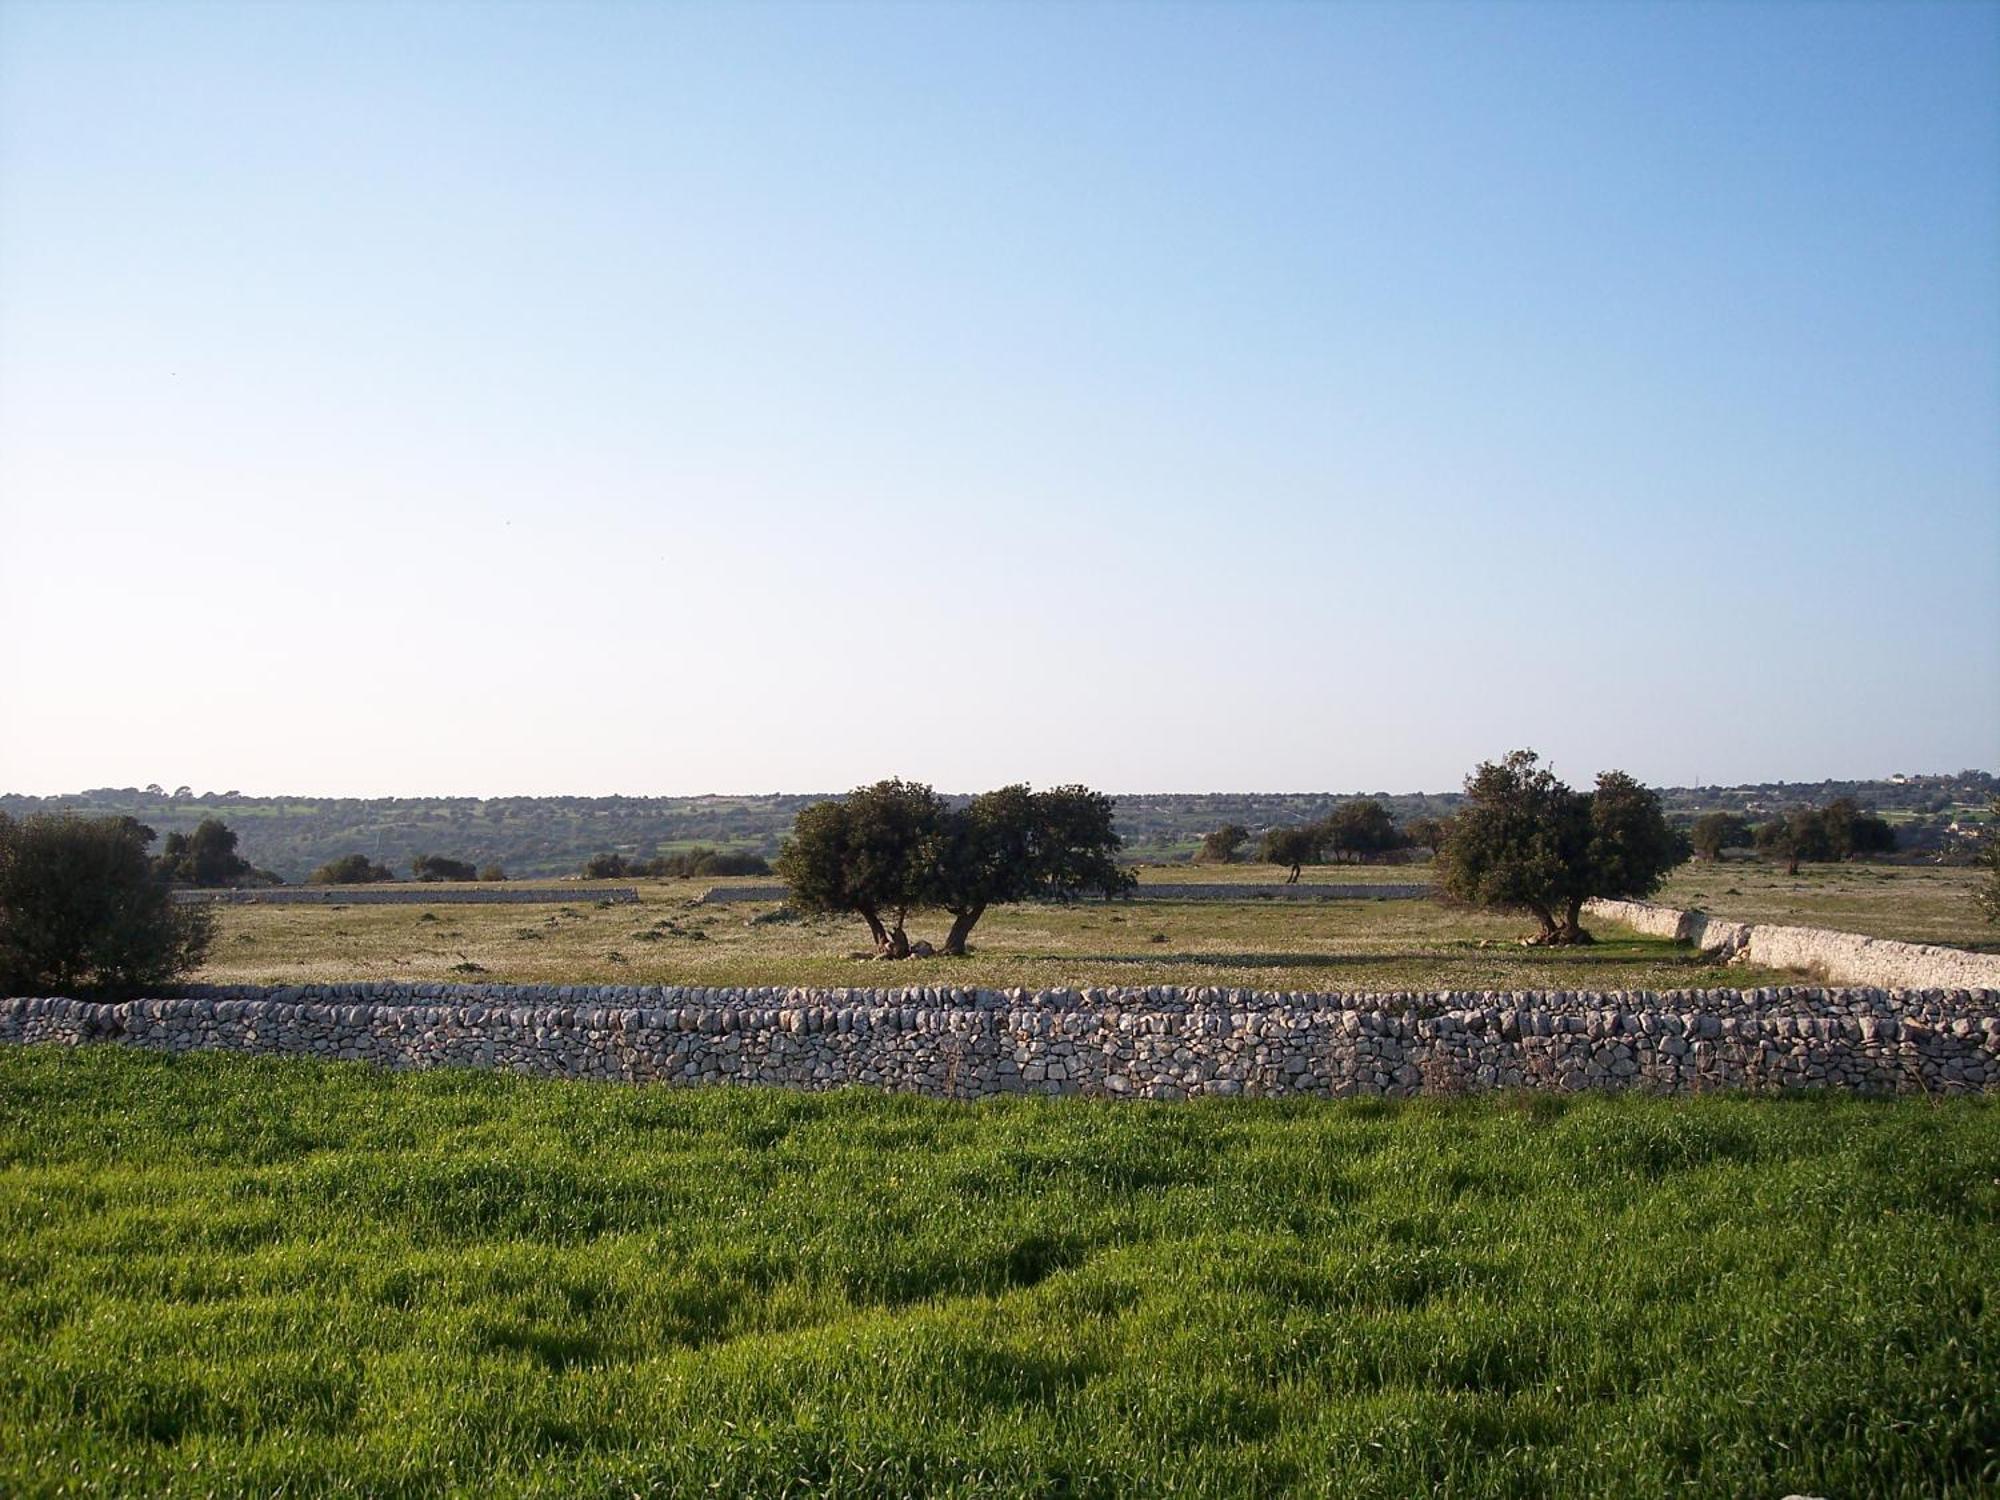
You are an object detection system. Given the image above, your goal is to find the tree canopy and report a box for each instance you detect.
[1690,812,1753,861]
[155,818,252,888]
[1261,825,1322,883]
[777,780,1130,957]
[0,813,213,996]
[307,854,395,885]
[1435,751,1680,945]
[411,854,479,882]
[1195,825,1250,864]
[1322,800,1407,863]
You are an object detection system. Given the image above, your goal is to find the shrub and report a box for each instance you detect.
[582,853,628,879]
[0,813,213,997]
[155,817,252,887]
[478,864,507,882]
[307,854,395,885]
[411,854,479,882]
[1194,825,1249,864]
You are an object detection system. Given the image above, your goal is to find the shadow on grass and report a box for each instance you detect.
[1056,945,1727,972]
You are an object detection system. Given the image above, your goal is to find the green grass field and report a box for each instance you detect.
[0,1048,1993,1497]
[193,875,1807,993]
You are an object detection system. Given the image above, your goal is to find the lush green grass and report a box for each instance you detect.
[1,1048,1994,1497]
[197,879,1802,992]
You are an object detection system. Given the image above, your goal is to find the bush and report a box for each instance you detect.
[624,849,772,879]
[155,818,252,887]
[307,854,395,885]
[478,864,507,883]
[0,813,213,997]
[582,853,628,880]
[411,854,479,882]
[1194,825,1249,864]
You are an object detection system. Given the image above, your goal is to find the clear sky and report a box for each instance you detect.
[1,1,1994,798]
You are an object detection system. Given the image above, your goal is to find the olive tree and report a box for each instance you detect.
[1322,799,1406,864]
[0,813,213,996]
[1261,825,1322,883]
[1435,751,1680,945]
[933,784,1131,954]
[776,779,947,958]
[156,817,252,887]
[777,780,1130,958]
[1690,812,1752,861]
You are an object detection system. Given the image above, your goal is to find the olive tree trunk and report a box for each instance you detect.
[943,904,986,956]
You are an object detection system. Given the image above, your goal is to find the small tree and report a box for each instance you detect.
[1261,825,1322,883]
[411,854,479,882]
[478,863,507,882]
[1756,811,1833,875]
[308,853,395,885]
[1322,800,1405,864]
[1404,816,1452,856]
[776,779,946,957]
[156,817,252,887]
[1195,824,1249,864]
[1689,812,1752,861]
[1435,751,1679,945]
[581,852,628,879]
[1820,797,1896,859]
[0,813,213,996]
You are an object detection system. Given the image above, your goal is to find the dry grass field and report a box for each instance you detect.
[193,873,1806,993]
[1656,861,1995,950]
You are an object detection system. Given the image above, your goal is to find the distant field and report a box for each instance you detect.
[1128,861,1429,885]
[192,879,1801,992]
[1656,862,1995,951]
[0,1048,1991,1497]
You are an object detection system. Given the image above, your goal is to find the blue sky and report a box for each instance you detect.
[1,1,1994,796]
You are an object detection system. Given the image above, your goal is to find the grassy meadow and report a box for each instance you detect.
[190,874,1805,993]
[0,1047,1992,1497]
[1655,860,1996,951]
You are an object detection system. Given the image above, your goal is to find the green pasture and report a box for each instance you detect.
[0,1048,1992,1497]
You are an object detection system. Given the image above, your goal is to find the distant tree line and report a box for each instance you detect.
[5,775,1983,880]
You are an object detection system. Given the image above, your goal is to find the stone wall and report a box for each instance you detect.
[173,887,640,906]
[6,982,1994,1099]
[1586,898,2000,991]
[699,882,1429,905]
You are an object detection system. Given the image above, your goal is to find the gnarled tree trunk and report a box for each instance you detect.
[943,904,986,956]
[858,906,889,953]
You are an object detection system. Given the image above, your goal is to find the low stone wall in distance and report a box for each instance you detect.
[6,983,1995,1099]
[1586,898,2000,992]
[173,887,641,906]
[699,882,1430,905]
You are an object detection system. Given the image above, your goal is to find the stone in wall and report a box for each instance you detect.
[5,983,1994,1101]
[1584,899,2000,990]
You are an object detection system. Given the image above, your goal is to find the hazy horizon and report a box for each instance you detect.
[4,1,1995,798]
[3,765,1990,804]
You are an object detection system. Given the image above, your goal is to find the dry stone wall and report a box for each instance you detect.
[6,982,1995,1099]
[1586,899,2000,991]
[173,887,640,907]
